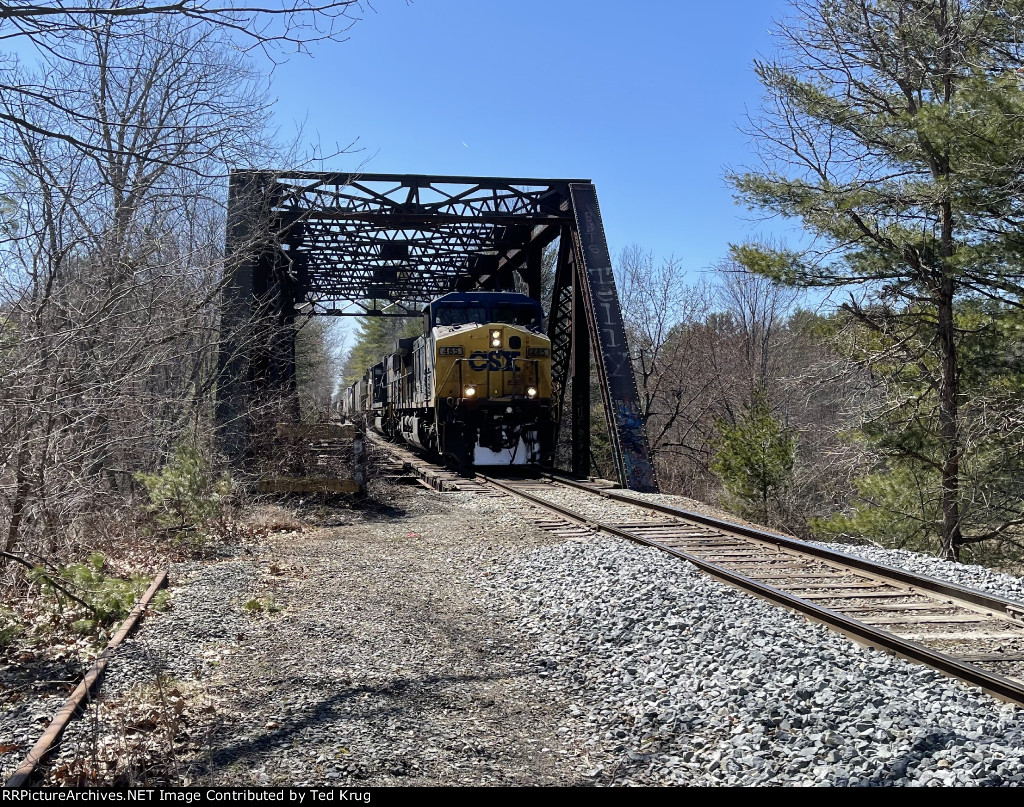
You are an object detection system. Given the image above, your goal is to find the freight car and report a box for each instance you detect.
[342,291,555,472]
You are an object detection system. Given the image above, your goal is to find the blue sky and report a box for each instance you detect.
[268,0,802,278]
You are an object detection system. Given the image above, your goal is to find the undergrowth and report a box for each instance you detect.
[135,440,233,547]
[28,552,151,637]
[0,605,22,649]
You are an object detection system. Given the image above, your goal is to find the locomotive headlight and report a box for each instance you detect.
[464,386,476,397]
[527,386,538,398]
[490,329,502,347]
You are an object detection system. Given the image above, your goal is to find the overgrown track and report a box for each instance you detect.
[4,572,169,788]
[472,472,1024,707]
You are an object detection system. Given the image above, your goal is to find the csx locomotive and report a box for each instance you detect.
[342,291,555,471]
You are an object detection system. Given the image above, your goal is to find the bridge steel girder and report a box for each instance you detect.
[566,184,657,492]
[216,171,658,492]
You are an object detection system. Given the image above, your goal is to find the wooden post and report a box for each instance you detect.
[353,428,367,495]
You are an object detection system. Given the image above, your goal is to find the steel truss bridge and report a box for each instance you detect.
[216,171,658,492]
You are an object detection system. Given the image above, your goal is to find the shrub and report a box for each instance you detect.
[710,392,795,521]
[58,552,148,630]
[27,552,149,637]
[136,440,232,542]
[0,607,22,649]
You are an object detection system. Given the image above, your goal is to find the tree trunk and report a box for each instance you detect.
[3,447,32,564]
[937,199,962,561]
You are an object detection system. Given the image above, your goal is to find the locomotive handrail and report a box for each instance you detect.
[435,357,464,396]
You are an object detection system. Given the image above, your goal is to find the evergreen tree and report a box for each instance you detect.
[730,0,1024,560]
[710,392,795,522]
[816,300,1024,560]
[341,314,421,386]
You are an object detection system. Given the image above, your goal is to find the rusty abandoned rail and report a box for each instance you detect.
[4,571,169,788]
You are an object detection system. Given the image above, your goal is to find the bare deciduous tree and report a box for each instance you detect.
[0,0,365,180]
[0,13,287,573]
[615,244,866,534]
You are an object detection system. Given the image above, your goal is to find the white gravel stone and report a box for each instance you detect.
[484,527,1024,786]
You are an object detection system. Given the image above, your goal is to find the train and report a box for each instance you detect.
[341,291,555,472]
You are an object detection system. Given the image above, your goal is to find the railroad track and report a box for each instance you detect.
[468,472,1024,706]
[5,572,168,787]
[367,436,1024,705]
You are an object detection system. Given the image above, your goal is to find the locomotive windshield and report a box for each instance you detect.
[434,305,487,326]
[492,304,541,328]
[429,293,543,330]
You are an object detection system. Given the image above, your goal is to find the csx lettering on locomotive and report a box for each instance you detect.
[467,350,520,372]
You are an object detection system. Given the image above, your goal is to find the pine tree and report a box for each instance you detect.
[341,314,421,386]
[710,392,795,522]
[730,0,1024,560]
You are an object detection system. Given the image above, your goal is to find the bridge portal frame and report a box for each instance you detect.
[216,171,658,492]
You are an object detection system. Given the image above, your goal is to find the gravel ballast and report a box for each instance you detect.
[491,535,1024,786]
[5,484,1024,786]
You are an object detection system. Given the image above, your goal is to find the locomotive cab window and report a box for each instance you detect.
[492,304,541,329]
[433,305,487,327]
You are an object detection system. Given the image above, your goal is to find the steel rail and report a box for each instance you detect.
[4,571,169,788]
[543,472,1024,622]
[478,474,1024,708]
